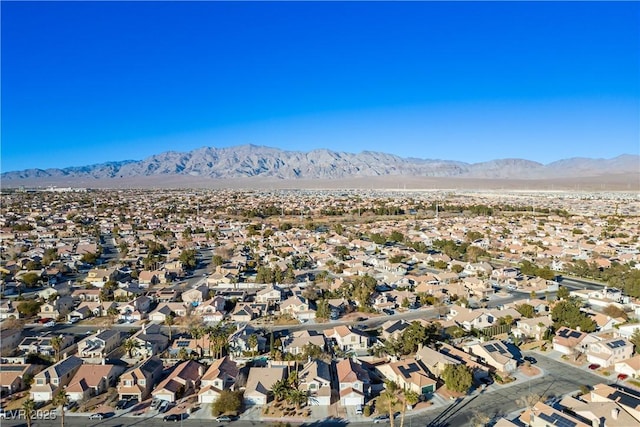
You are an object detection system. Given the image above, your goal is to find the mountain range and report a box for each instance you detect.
[2,145,638,188]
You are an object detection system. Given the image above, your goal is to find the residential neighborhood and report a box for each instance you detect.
[1,187,640,426]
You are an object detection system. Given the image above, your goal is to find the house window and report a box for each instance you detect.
[36,379,44,385]
[309,383,316,390]
[139,380,146,386]
[52,379,59,385]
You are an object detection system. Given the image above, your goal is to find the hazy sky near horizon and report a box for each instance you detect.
[2,1,639,172]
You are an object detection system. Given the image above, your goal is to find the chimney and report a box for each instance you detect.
[612,408,620,420]
[576,326,581,332]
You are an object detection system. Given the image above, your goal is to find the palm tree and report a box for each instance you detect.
[286,388,308,410]
[380,382,400,427]
[271,379,290,402]
[123,338,140,358]
[248,334,259,357]
[52,388,70,427]
[190,326,204,357]
[51,336,63,362]
[165,314,174,341]
[287,369,299,389]
[22,398,36,427]
[399,389,420,427]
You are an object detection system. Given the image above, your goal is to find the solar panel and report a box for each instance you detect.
[606,340,626,349]
[609,390,640,409]
[485,344,497,353]
[537,412,577,427]
[176,341,190,347]
[569,330,582,338]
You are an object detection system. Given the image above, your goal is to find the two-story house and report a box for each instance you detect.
[66,364,124,401]
[77,330,121,359]
[336,358,370,406]
[117,356,164,401]
[197,356,239,404]
[282,330,326,355]
[181,285,210,306]
[152,360,204,403]
[324,326,369,354]
[243,366,286,406]
[376,358,436,396]
[39,296,74,319]
[30,356,83,401]
[130,324,169,359]
[586,338,634,368]
[467,340,518,375]
[299,358,333,406]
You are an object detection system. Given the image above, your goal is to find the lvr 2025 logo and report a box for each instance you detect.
[1,409,58,420]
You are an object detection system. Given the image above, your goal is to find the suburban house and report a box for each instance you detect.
[0,364,37,396]
[256,285,282,306]
[298,358,333,406]
[117,356,164,401]
[586,338,634,368]
[243,366,286,406]
[615,354,640,378]
[336,358,370,406]
[228,325,267,357]
[282,330,326,355]
[130,324,169,359]
[467,340,518,374]
[197,356,239,404]
[77,330,121,359]
[148,302,188,322]
[71,288,101,302]
[590,383,640,424]
[376,358,437,395]
[18,333,75,359]
[552,327,596,357]
[512,316,553,341]
[152,360,204,403]
[520,401,590,427]
[279,295,315,321]
[324,326,369,354]
[181,285,210,306]
[194,297,226,322]
[85,267,118,286]
[66,364,123,401]
[39,296,74,319]
[380,319,410,341]
[415,345,461,377]
[30,356,83,401]
[0,329,22,357]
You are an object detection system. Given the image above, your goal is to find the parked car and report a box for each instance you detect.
[524,356,537,364]
[214,415,232,422]
[115,400,130,410]
[44,321,56,327]
[588,364,600,370]
[355,404,363,415]
[88,413,104,420]
[373,414,390,423]
[158,400,170,413]
[163,414,185,422]
[618,373,629,381]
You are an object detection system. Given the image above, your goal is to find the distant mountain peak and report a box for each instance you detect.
[2,145,638,183]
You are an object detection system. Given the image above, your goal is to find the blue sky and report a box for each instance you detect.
[2,1,639,172]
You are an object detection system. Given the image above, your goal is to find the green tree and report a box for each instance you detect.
[17,300,42,317]
[51,336,63,362]
[399,389,420,427]
[123,338,140,358]
[211,389,243,416]
[451,264,464,274]
[165,314,175,341]
[20,272,41,287]
[271,379,290,402]
[315,299,330,320]
[442,364,473,393]
[248,334,259,357]
[516,304,535,318]
[557,285,570,300]
[551,300,596,332]
[379,382,400,427]
[630,329,640,354]
[52,388,70,427]
[179,249,198,270]
[286,388,309,409]
[22,398,36,427]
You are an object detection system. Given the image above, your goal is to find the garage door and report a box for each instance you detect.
[32,392,52,402]
[343,396,362,406]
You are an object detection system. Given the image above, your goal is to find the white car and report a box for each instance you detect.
[44,321,55,327]
[88,413,104,420]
